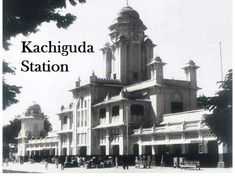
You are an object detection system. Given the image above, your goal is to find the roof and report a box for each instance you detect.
[93,95,128,107]
[57,109,73,115]
[93,123,126,130]
[117,6,140,19]
[162,109,209,125]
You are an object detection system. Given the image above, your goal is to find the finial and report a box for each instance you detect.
[126,0,129,6]
[76,76,81,87]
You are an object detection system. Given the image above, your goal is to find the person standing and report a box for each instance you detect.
[160,155,164,167]
[115,156,118,168]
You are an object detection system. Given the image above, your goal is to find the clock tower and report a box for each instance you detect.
[101,6,156,85]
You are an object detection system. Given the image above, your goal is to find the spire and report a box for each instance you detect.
[126,0,129,6]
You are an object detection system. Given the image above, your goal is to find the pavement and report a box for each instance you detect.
[2,162,232,173]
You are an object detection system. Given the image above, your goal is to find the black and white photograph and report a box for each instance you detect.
[2,0,233,176]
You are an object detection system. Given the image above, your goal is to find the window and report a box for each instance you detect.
[77,101,80,109]
[112,106,119,116]
[171,102,183,113]
[171,91,183,113]
[63,116,67,124]
[81,97,84,108]
[77,112,80,127]
[99,108,106,119]
[81,111,84,127]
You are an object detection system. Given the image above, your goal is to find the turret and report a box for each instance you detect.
[183,60,199,88]
[147,56,166,84]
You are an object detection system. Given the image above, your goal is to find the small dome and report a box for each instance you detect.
[154,56,162,62]
[27,102,41,115]
[28,102,40,109]
[117,6,140,19]
[188,60,195,66]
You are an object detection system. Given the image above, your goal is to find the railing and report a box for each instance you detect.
[99,118,107,125]
[111,116,120,123]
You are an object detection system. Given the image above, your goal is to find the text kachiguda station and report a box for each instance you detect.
[20,41,94,72]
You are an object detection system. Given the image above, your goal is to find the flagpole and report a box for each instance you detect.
[219,42,224,81]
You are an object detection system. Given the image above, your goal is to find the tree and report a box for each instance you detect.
[203,69,232,147]
[197,94,208,109]
[3,0,86,49]
[3,118,21,158]
[2,61,22,110]
[3,0,86,109]
[44,117,53,135]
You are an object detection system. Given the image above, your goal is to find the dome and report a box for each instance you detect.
[27,102,41,115]
[117,6,140,19]
[28,102,40,110]
[188,60,196,66]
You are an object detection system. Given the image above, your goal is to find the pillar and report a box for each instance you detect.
[138,145,142,155]
[217,142,226,168]
[119,134,124,155]
[138,136,143,155]
[203,141,208,154]
[55,147,58,156]
[105,129,110,155]
[58,138,62,156]
[67,134,70,155]
[151,145,156,166]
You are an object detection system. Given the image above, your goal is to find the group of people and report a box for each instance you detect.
[4,155,158,170]
[135,155,152,168]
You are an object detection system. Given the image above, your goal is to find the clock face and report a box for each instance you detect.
[132,34,139,41]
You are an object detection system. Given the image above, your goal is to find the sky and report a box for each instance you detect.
[2,0,232,130]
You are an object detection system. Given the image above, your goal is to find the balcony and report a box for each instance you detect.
[99,118,107,125]
[111,116,120,123]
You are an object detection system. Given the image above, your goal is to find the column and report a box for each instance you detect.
[217,141,226,168]
[138,144,143,155]
[203,141,208,154]
[55,146,58,156]
[67,134,70,155]
[73,100,77,155]
[58,136,62,156]
[119,132,124,155]
[151,145,156,166]
[105,129,110,155]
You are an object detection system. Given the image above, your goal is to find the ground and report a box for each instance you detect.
[2,162,232,173]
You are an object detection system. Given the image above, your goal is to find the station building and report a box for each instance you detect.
[17,5,229,167]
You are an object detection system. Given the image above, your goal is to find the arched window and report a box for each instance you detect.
[171,91,183,113]
[131,104,144,116]
[81,97,84,108]
[112,106,119,116]
[77,100,80,109]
